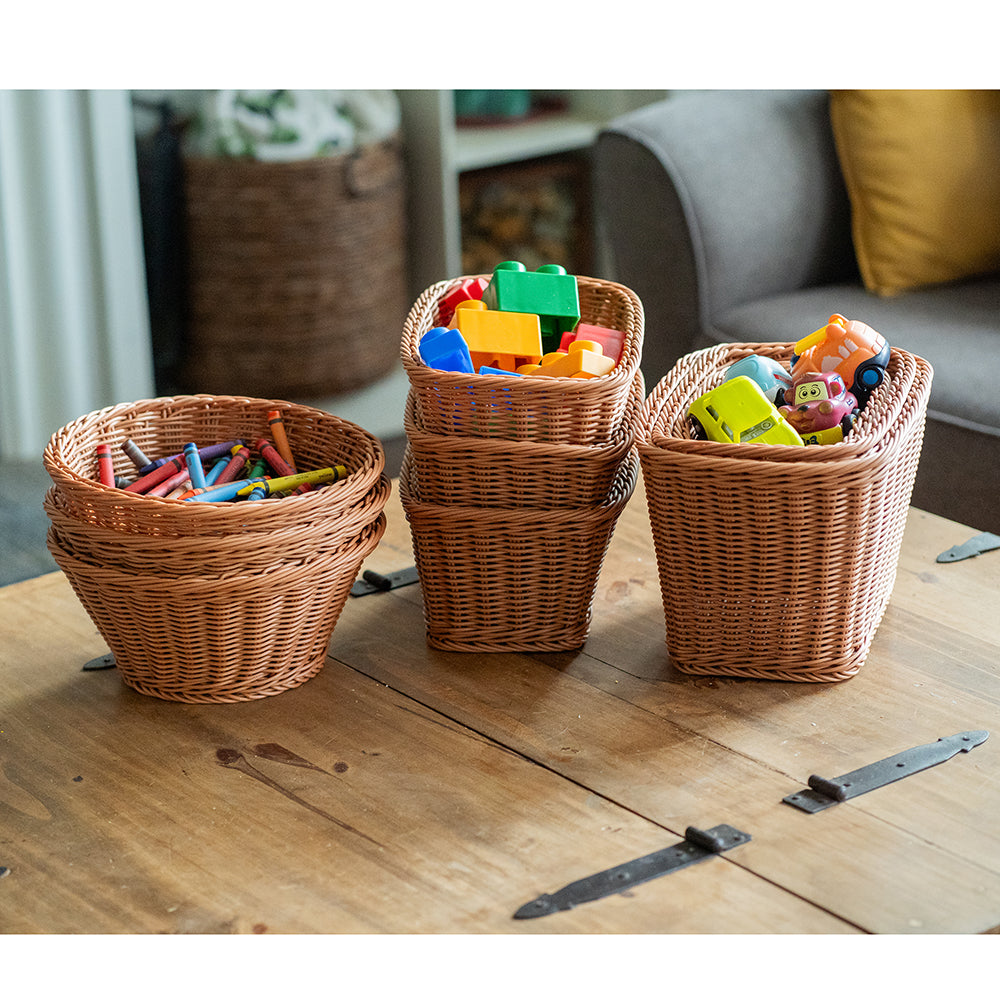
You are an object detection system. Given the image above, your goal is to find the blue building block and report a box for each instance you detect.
[418,326,475,374]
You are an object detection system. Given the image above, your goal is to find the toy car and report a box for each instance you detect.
[688,375,803,446]
[779,370,859,445]
[791,313,890,408]
[723,354,792,403]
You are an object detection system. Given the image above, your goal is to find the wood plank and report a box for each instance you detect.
[0,575,851,934]
[336,485,1000,933]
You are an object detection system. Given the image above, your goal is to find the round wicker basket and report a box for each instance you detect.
[42,395,390,702]
[637,344,933,683]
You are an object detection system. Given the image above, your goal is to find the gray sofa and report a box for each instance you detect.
[594,90,1000,534]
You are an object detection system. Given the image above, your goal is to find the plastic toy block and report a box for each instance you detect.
[482,261,580,351]
[419,326,475,373]
[516,340,616,379]
[572,323,625,365]
[478,366,522,376]
[453,299,543,372]
[439,276,489,326]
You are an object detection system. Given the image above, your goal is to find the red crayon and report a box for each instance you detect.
[96,444,115,487]
[215,445,251,486]
[255,437,312,494]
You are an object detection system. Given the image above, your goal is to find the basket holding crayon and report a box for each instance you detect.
[43,394,389,703]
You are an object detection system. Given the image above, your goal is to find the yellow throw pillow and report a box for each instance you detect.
[830,90,1000,296]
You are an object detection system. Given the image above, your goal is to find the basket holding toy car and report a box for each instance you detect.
[42,394,389,702]
[401,272,644,445]
[399,447,639,652]
[637,338,933,683]
[401,372,643,508]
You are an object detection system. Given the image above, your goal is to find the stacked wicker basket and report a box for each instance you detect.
[637,342,933,683]
[399,274,645,651]
[43,395,389,703]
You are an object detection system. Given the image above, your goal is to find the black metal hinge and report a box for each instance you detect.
[513,823,751,920]
[350,566,419,597]
[782,730,989,813]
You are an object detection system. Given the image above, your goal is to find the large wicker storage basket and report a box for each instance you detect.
[401,274,644,444]
[181,138,408,398]
[637,342,933,683]
[400,448,639,652]
[43,395,389,702]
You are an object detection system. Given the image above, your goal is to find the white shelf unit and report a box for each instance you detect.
[396,90,667,298]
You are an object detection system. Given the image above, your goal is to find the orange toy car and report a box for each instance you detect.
[791,314,890,408]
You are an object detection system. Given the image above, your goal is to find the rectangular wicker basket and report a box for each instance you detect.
[637,342,933,683]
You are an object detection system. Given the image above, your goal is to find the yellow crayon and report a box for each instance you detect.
[234,465,347,498]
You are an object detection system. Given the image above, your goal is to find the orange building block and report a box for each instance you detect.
[516,340,616,378]
[454,299,543,372]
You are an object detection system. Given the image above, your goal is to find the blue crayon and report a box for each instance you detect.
[182,476,265,503]
[183,442,207,490]
[204,455,230,486]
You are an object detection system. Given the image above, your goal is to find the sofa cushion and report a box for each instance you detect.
[829,90,1000,297]
[708,276,1000,435]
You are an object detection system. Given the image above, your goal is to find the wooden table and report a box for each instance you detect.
[2,479,999,937]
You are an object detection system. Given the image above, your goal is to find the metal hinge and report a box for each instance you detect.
[350,566,419,597]
[782,730,989,813]
[937,532,1000,563]
[513,823,751,920]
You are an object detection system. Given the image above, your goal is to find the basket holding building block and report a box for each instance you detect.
[400,274,644,444]
[637,343,932,683]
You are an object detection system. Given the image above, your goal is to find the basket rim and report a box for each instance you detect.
[42,394,385,528]
[400,273,644,391]
[638,343,932,467]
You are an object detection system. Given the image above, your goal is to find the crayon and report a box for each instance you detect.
[145,466,191,497]
[114,475,133,489]
[214,445,251,486]
[96,444,115,487]
[248,457,268,479]
[204,455,230,486]
[234,465,348,498]
[134,440,243,478]
[180,477,264,503]
[267,410,296,471]
[124,454,186,493]
[120,438,152,471]
[255,438,295,478]
[183,443,207,490]
[243,484,269,501]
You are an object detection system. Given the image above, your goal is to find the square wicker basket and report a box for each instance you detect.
[637,342,933,683]
[42,394,389,702]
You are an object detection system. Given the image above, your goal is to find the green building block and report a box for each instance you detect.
[482,261,580,351]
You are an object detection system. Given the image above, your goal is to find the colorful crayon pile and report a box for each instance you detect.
[94,409,348,502]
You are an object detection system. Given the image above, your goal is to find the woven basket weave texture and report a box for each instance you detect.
[43,395,388,702]
[638,343,933,683]
[181,139,408,398]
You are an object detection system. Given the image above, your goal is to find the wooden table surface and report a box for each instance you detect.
[2,478,998,936]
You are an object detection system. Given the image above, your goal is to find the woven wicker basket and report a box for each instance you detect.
[401,274,644,444]
[181,139,408,398]
[47,517,384,703]
[399,448,639,652]
[637,343,933,683]
[402,372,643,508]
[42,395,389,702]
[43,395,385,536]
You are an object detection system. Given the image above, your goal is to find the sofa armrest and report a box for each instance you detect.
[593,90,857,380]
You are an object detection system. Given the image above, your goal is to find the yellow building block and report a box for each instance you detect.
[516,340,616,379]
[454,299,543,372]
